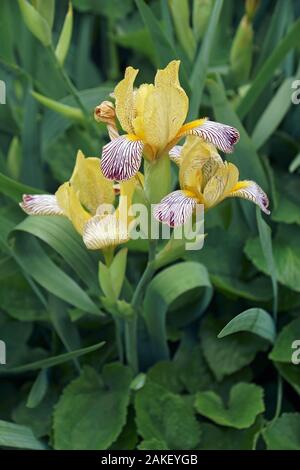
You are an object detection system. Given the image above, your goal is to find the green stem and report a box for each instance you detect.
[124,316,138,374]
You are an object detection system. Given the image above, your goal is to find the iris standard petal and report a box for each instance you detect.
[55,182,90,235]
[153,189,198,227]
[101,135,144,181]
[20,194,64,216]
[229,180,270,214]
[114,66,139,134]
[70,150,115,214]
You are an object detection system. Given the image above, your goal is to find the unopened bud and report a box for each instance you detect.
[246,0,260,21]
[94,101,118,141]
[94,101,116,125]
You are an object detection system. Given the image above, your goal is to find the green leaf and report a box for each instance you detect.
[0,171,43,202]
[35,0,55,30]
[245,224,300,293]
[138,438,169,450]
[218,308,276,344]
[198,419,263,450]
[18,0,52,46]
[26,369,49,408]
[207,76,268,188]
[12,234,99,315]
[110,248,128,299]
[147,361,183,394]
[275,362,300,395]
[143,262,212,362]
[237,18,300,119]
[135,379,202,450]
[195,383,265,429]
[3,342,104,374]
[15,216,98,291]
[134,0,190,92]
[189,0,223,118]
[269,317,300,363]
[53,364,132,450]
[0,420,45,450]
[169,0,196,61]
[200,315,268,381]
[55,2,73,65]
[289,152,300,173]
[31,90,84,121]
[263,413,300,450]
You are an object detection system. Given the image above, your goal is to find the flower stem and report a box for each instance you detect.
[124,316,138,374]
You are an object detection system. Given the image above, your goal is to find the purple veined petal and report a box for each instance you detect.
[230,181,270,215]
[153,190,198,228]
[20,194,64,216]
[101,135,144,181]
[169,145,183,165]
[187,120,240,153]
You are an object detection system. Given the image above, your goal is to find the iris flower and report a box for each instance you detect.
[20,150,140,249]
[100,60,240,181]
[153,136,270,227]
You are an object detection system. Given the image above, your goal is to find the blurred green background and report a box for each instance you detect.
[0,0,300,451]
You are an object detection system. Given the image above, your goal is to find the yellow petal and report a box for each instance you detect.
[203,162,239,209]
[142,85,188,152]
[55,182,90,235]
[154,60,182,87]
[114,66,139,134]
[70,150,115,215]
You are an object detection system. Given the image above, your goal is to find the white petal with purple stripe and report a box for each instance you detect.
[153,190,198,227]
[230,181,270,215]
[20,194,64,216]
[101,135,144,181]
[187,120,240,153]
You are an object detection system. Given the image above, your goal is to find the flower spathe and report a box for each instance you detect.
[20,150,141,250]
[153,136,270,227]
[100,60,240,181]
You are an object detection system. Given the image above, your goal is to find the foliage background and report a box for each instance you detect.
[0,0,300,450]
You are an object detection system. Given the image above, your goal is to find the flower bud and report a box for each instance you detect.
[94,101,118,140]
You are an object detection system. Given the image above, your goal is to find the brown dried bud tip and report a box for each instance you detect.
[94,101,116,124]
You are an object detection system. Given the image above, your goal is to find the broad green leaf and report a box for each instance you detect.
[3,341,104,373]
[0,420,45,450]
[135,379,202,450]
[15,216,98,291]
[147,361,183,394]
[275,362,300,395]
[195,383,265,429]
[271,172,300,226]
[263,413,300,450]
[198,419,263,450]
[245,224,300,293]
[189,0,223,118]
[176,344,214,394]
[143,262,212,362]
[18,0,52,46]
[12,234,99,315]
[0,171,43,202]
[55,3,73,65]
[138,438,169,450]
[207,76,268,188]
[237,18,300,119]
[252,78,295,150]
[53,364,132,450]
[26,369,48,409]
[218,308,276,344]
[269,317,300,363]
[200,315,268,381]
[31,91,84,121]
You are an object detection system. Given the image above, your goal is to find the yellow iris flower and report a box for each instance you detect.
[153,136,270,227]
[20,150,141,250]
[100,60,240,181]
